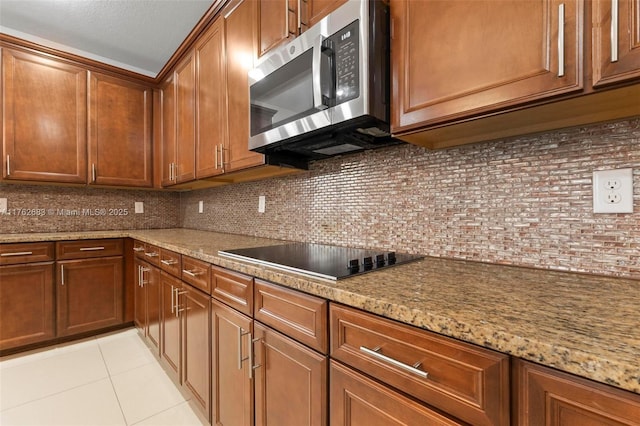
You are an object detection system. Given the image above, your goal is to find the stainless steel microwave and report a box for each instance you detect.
[248,0,400,169]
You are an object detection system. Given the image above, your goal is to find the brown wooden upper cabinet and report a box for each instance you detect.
[160,75,177,186]
[223,0,266,172]
[391,0,584,134]
[258,0,311,57]
[195,17,227,179]
[307,0,348,27]
[257,0,348,59]
[2,48,87,184]
[592,0,640,87]
[175,52,197,184]
[88,72,152,187]
[160,52,197,187]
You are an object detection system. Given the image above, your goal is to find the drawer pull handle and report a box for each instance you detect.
[133,247,145,252]
[611,0,619,62]
[80,246,105,251]
[238,327,250,370]
[557,3,565,77]
[1,251,33,257]
[161,259,178,265]
[250,336,262,380]
[360,346,429,379]
[144,252,159,257]
[182,269,203,277]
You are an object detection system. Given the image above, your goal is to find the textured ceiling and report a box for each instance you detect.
[0,0,215,77]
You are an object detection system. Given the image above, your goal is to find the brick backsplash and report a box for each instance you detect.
[181,118,640,278]
[0,185,180,233]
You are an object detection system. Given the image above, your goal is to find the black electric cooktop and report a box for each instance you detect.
[218,243,424,280]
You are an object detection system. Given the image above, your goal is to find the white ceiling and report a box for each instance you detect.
[0,0,215,77]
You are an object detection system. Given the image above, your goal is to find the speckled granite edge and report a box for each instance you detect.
[2,229,639,395]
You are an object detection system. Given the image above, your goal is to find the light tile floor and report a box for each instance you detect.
[0,328,208,426]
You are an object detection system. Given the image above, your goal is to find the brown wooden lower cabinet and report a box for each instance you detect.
[211,298,253,426]
[0,262,55,351]
[330,360,464,426]
[56,256,123,336]
[134,258,161,353]
[159,270,211,418]
[513,359,640,426]
[181,283,211,417]
[330,303,510,426]
[160,272,183,381]
[253,322,327,426]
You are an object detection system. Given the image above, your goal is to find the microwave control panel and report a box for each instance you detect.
[329,20,360,105]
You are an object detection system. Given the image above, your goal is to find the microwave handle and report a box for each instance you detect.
[312,35,329,110]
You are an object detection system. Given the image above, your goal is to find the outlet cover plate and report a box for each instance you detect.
[593,168,633,213]
[0,198,7,214]
[134,202,144,214]
[258,195,265,213]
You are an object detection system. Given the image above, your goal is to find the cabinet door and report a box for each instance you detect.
[196,17,228,178]
[592,0,640,86]
[160,272,181,381]
[146,265,161,352]
[513,359,640,425]
[181,286,211,418]
[307,0,347,27]
[2,48,87,183]
[258,0,305,57]
[211,299,253,426]
[57,257,123,336]
[391,0,584,133]
[88,72,152,187]
[134,259,147,331]
[223,0,265,172]
[330,361,464,426]
[254,323,328,426]
[0,263,55,351]
[160,75,177,187]
[134,259,161,352]
[175,53,196,183]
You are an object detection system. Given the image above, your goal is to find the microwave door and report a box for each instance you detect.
[249,45,331,151]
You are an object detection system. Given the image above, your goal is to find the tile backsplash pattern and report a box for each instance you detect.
[181,118,640,278]
[0,185,180,233]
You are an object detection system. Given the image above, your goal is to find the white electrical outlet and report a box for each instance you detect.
[0,198,7,214]
[135,202,144,214]
[593,168,634,213]
[198,201,204,214]
[258,195,266,213]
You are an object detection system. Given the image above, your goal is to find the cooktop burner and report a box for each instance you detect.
[218,243,423,280]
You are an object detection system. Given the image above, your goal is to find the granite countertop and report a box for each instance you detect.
[3,228,639,395]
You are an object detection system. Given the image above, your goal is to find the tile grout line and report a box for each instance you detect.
[96,336,130,425]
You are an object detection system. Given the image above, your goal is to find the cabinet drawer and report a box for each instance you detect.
[513,359,640,425]
[211,266,253,315]
[330,303,510,426]
[159,249,182,278]
[132,240,146,258]
[330,360,464,426]
[182,256,211,294]
[140,243,161,266]
[0,242,54,265]
[255,279,327,354]
[56,239,123,260]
